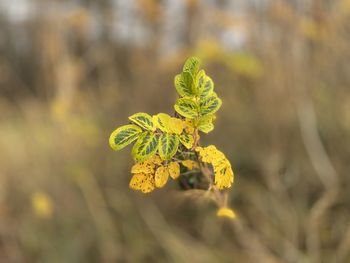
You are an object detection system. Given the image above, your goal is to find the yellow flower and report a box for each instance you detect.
[196,145,234,189]
[31,192,53,219]
[216,207,236,219]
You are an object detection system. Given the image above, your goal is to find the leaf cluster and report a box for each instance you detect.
[109,57,233,193]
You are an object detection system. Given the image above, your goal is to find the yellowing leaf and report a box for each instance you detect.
[196,115,214,133]
[168,117,186,134]
[184,119,195,134]
[174,72,194,97]
[183,56,200,76]
[148,155,162,166]
[153,113,171,132]
[131,162,154,174]
[132,132,159,162]
[199,95,222,116]
[155,166,169,188]
[181,160,199,170]
[178,134,194,149]
[129,173,155,193]
[195,70,214,98]
[109,124,142,151]
[153,114,185,134]
[129,112,155,131]
[174,98,198,118]
[196,145,234,189]
[168,162,180,179]
[158,133,179,160]
[214,160,234,189]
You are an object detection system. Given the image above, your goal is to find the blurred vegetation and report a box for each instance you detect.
[0,0,350,262]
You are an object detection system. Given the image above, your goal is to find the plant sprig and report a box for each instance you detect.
[109,57,235,218]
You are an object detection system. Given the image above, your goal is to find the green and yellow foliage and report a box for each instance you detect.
[109,57,234,211]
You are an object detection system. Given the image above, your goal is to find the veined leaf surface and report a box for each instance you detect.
[174,98,198,118]
[183,57,200,76]
[132,132,159,162]
[109,124,142,151]
[153,113,171,133]
[158,133,179,160]
[153,113,186,134]
[199,96,222,115]
[178,134,194,149]
[129,112,155,131]
[174,72,194,97]
[195,70,214,98]
[196,114,214,133]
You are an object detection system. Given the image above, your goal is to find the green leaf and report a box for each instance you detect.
[174,72,194,97]
[158,133,179,160]
[174,98,198,118]
[109,124,142,151]
[195,70,214,98]
[183,57,200,76]
[196,115,214,133]
[178,134,194,149]
[129,112,155,131]
[199,95,222,115]
[132,132,159,161]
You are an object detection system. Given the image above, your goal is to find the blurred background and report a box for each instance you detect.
[0,0,350,262]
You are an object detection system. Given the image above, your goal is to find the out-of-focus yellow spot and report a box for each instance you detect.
[299,18,328,41]
[339,0,350,15]
[31,192,53,219]
[195,39,263,78]
[229,52,263,78]
[216,207,236,219]
[51,99,70,122]
[67,8,90,35]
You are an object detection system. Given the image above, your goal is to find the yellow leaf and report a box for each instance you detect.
[181,160,199,170]
[168,162,180,179]
[216,207,236,219]
[168,117,186,134]
[131,154,162,174]
[148,155,162,165]
[196,145,234,189]
[155,166,169,188]
[214,160,234,189]
[184,119,195,134]
[178,134,194,149]
[129,173,155,193]
[131,162,154,174]
[153,113,171,133]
